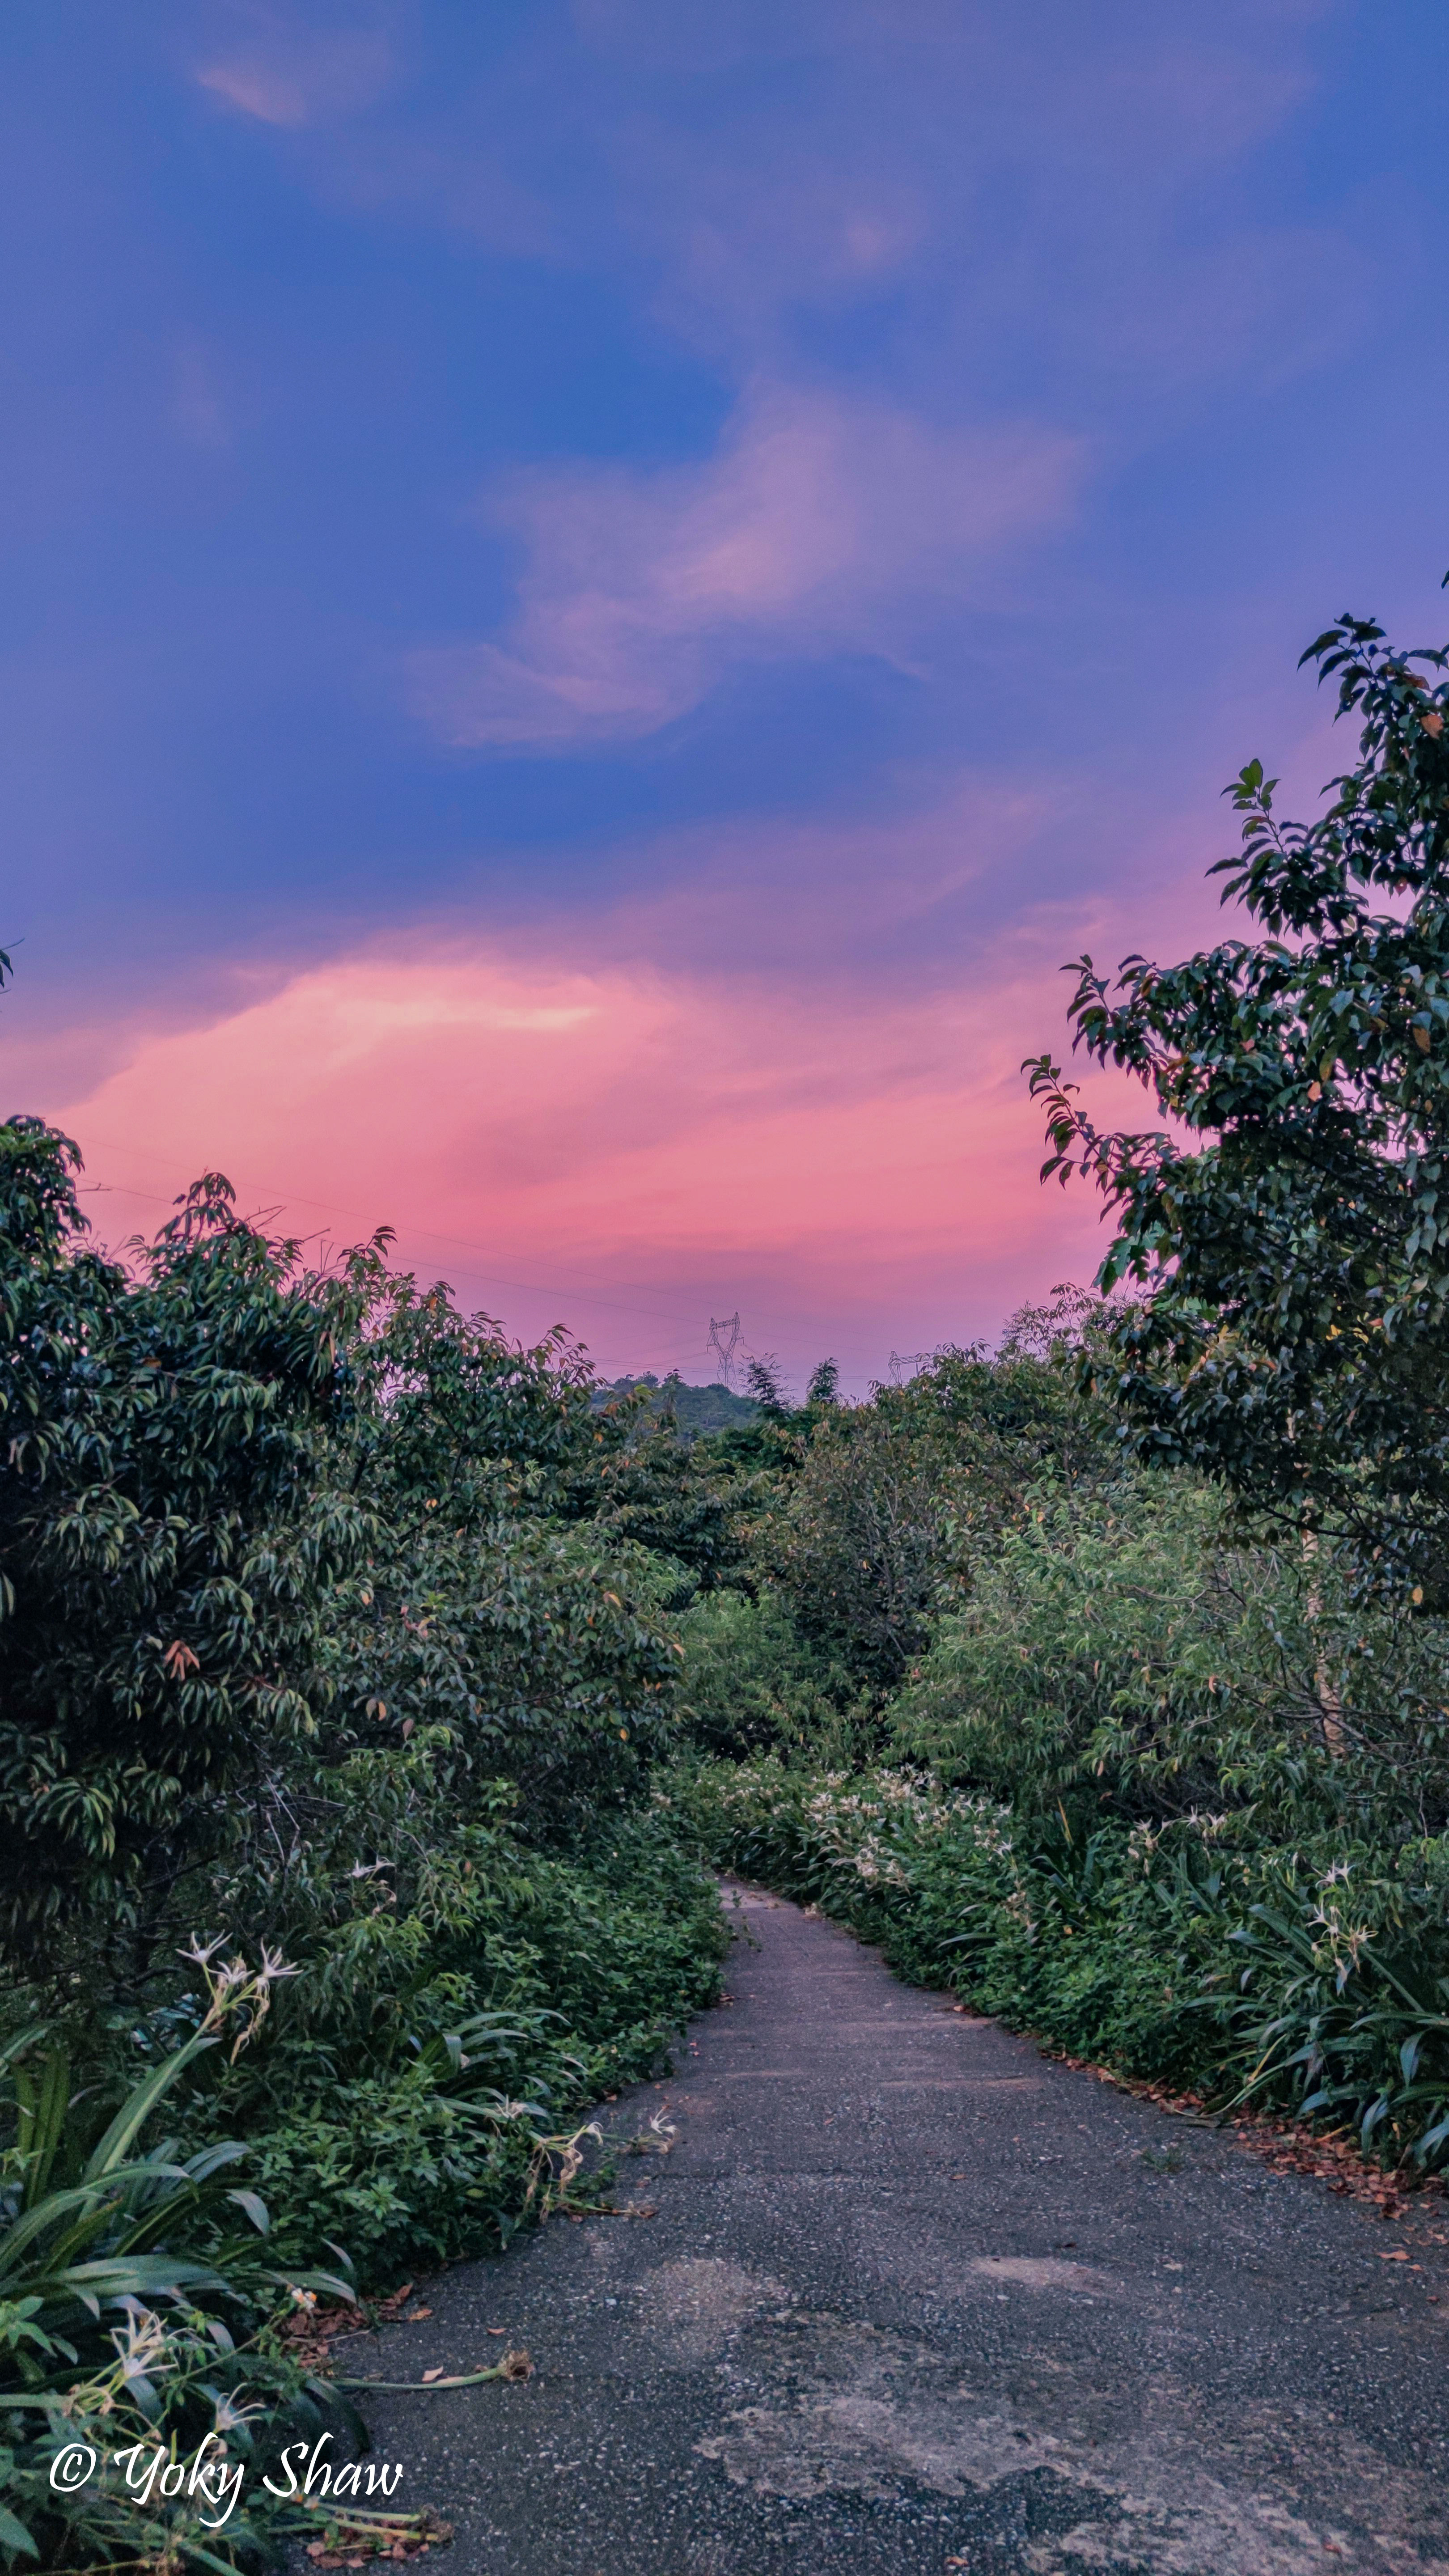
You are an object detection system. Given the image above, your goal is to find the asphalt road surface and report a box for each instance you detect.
[358,1884,1449,2574]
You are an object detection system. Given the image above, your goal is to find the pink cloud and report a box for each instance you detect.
[408,383,1080,748]
[196,59,309,127]
[47,920,1146,1389]
[196,12,392,130]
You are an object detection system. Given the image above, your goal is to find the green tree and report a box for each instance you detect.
[892,1465,1449,1837]
[308,1263,735,1828]
[1028,600,1449,1599]
[743,1352,789,1412]
[771,1335,1112,1697]
[0,1131,362,1972]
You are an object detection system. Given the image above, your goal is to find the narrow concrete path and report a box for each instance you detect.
[362,1886,1449,2574]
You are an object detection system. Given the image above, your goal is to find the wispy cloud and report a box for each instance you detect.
[195,8,393,129]
[409,384,1079,749]
[271,3,1348,402]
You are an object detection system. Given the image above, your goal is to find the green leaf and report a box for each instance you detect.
[0,2502,38,2559]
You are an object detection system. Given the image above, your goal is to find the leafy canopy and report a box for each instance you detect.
[1028,597,1449,1597]
[0,1128,363,1966]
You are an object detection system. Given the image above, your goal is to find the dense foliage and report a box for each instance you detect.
[674,1351,1449,2174]
[0,1129,729,2570]
[0,1135,362,1969]
[1,1956,352,2575]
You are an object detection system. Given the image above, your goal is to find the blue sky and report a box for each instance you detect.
[6,2,1449,1383]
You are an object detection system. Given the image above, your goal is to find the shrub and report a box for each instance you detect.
[0,1955,349,2574]
[892,1466,1449,1839]
[189,1804,727,2287]
[675,1587,856,1757]
[681,1754,1449,2166]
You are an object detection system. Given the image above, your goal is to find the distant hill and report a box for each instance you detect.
[594,1372,760,1434]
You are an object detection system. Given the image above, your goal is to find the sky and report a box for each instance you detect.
[6,1,1449,1390]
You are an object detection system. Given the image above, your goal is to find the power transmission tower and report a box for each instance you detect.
[887,1350,933,1385]
[708,1313,741,1388]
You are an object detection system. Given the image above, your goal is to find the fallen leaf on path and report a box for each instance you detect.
[421,2368,445,2382]
[405,2307,432,2321]
[302,2505,453,2565]
[366,2283,418,2328]
[1050,2052,1444,2217]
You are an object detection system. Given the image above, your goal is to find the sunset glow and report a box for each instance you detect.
[58,929,1146,1380]
[8,4,1449,1386]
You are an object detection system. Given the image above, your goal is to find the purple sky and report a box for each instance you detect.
[7,2,1449,1387]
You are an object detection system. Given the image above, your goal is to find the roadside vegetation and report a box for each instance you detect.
[675,600,1449,2175]
[0,1142,730,2566]
[7,597,1449,2568]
